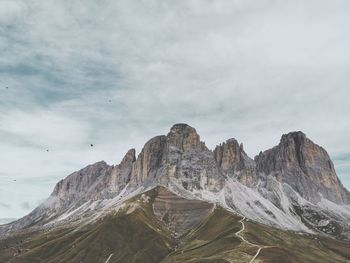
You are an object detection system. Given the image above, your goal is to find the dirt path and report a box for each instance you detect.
[105,253,113,263]
[235,217,272,263]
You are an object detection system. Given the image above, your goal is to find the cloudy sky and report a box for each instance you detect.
[0,0,349,222]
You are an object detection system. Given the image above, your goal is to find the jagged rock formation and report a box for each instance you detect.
[109,148,136,192]
[167,123,206,151]
[214,138,256,187]
[52,161,112,205]
[50,148,136,210]
[255,131,350,204]
[131,135,167,184]
[130,123,224,192]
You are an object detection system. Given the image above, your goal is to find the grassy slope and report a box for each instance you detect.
[0,188,176,263]
[243,220,350,263]
[1,187,350,263]
[161,208,254,263]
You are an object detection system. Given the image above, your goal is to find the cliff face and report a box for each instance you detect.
[166,123,206,151]
[50,149,136,210]
[214,138,256,187]
[255,131,350,204]
[129,124,224,192]
[131,135,167,184]
[51,161,112,206]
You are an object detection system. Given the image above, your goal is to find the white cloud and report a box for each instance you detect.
[0,0,27,25]
[0,110,90,148]
[0,0,349,219]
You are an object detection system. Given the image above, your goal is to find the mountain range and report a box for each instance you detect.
[1,123,350,263]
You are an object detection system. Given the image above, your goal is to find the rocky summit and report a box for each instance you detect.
[1,124,350,262]
[255,131,350,204]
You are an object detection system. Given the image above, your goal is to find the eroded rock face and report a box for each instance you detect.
[108,148,136,193]
[52,161,112,205]
[166,123,206,151]
[255,132,350,204]
[152,187,214,237]
[49,148,136,211]
[214,139,256,187]
[129,124,225,192]
[131,136,167,184]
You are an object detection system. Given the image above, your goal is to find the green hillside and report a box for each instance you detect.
[1,187,349,263]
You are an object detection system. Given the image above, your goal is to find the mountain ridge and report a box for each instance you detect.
[1,124,350,243]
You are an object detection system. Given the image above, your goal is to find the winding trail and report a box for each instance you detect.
[105,253,113,263]
[235,217,273,263]
[249,247,263,263]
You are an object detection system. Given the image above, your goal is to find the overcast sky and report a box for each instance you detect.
[0,0,349,222]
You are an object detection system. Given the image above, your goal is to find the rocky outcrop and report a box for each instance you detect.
[131,136,167,184]
[51,148,137,207]
[106,148,136,193]
[255,131,350,204]
[214,139,256,187]
[162,124,224,191]
[129,124,224,191]
[120,148,136,165]
[214,139,245,171]
[166,123,206,151]
[52,161,112,205]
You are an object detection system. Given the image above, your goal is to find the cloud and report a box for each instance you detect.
[0,0,26,25]
[20,202,30,210]
[0,203,11,209]
[0,110,91,148]
[0,0,349,218]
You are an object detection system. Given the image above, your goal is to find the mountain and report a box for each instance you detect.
[1,124,350,262]
[255,131,350,204]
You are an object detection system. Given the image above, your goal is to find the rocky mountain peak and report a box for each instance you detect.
[214,138,256,187]
[255,131,308,173]
[130,135,167,184]
[256,131,350,204]
[50,160,112,209]
[129,124,222,191]
[120,148,136,165]
[281,131,308,168]
[214,138,245,171]
[167,123,206,151]
[281,131,306,142]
